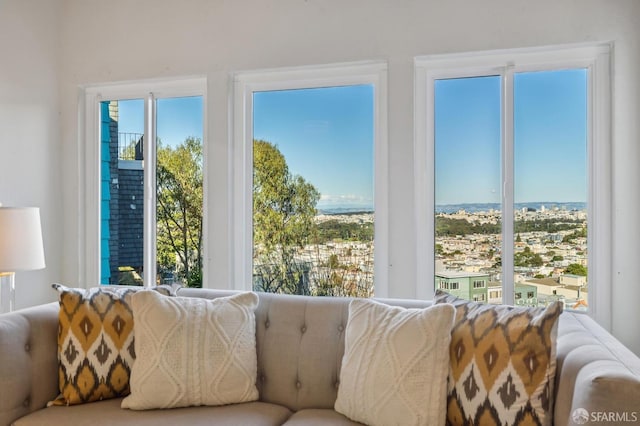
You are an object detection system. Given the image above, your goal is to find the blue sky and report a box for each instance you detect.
[117,97,203,148]
[115,69,587,209]
[435,68,588,205]
[116,87,374,211]
[253,85,374,211]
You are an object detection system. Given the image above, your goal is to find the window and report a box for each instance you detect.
[473,280,485,289]
[450,281,459,290]
[473,294,486,302]
[252,86,374,297]
[415,44,611,327]
[515,292,522,300]
[528,291,535,299]
[84,78,206,287]
[233,62,388,296]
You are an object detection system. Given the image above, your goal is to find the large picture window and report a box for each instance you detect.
[415,44,611,325]
[233,62,388,296]
[84,78,206,287]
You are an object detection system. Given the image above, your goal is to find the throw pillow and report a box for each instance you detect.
[51,284,132,405]
[334,299,456,426]
[434,290,563,426]
[121,291,260,410]
[50,284,177,406]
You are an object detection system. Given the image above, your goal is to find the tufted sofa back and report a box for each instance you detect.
[253,292,349,410]
[177,288,434,411]
[180,289,348,410]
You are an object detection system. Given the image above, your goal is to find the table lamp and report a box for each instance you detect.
[0,207,45,313]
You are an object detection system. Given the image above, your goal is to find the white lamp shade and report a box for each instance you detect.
[0,207,45,272]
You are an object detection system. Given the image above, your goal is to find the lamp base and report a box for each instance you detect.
[0,272,15,314]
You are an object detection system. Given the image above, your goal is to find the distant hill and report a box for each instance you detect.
[317,207,374,215]
[436,202,586,214]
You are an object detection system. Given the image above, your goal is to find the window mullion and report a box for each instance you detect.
[502,67,515,305]
[143,93,157,287]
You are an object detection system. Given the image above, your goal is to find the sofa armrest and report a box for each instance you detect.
[0,303,59,426]
[554,312,640,426]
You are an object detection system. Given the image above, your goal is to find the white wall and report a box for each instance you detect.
[54,0,640,353]
[0,0,62,309]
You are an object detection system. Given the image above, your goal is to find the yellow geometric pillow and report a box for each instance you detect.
[434,290,563,426]
[50,284,174,406]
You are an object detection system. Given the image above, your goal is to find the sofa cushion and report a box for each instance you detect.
[14,398,292,426]
[282,408,364,425]
[434,290,563,426]
[122,291,259,410]
[334,298,455,426]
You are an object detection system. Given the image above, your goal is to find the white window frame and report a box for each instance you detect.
[232,61,389,296]
[414,43,612,329]
[81,77,207,288]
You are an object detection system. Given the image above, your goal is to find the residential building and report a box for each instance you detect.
[435,271,490,302]
[437,271,538,307]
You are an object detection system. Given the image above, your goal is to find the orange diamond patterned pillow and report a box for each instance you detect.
[49,284,174,406]
[434,290,563,426]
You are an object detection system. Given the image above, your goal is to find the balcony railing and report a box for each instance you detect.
[118,132,143,160]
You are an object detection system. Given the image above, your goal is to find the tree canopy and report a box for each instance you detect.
[436,216,584,237]
[514,246,544,268]
[157,137,203,287]
[564,263,587,276]
[252,139,320,294]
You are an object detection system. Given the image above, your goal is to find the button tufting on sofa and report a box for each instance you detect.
[265,320,270,328]
[22,398,30,408]
[295,381,301,389]
[300,325,306,333]
[24,343,30,352]
[338,324,344,332]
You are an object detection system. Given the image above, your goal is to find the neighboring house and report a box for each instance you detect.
[437,270,539,307]
[100,101,144,284]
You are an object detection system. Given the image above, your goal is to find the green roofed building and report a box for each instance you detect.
[435,271,490,303]
[436,271,538,307]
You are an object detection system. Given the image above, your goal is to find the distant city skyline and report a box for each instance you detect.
[435,201,587,214]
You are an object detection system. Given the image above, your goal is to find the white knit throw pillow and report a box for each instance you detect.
[121,291,259,410]
[335,299,455,426]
